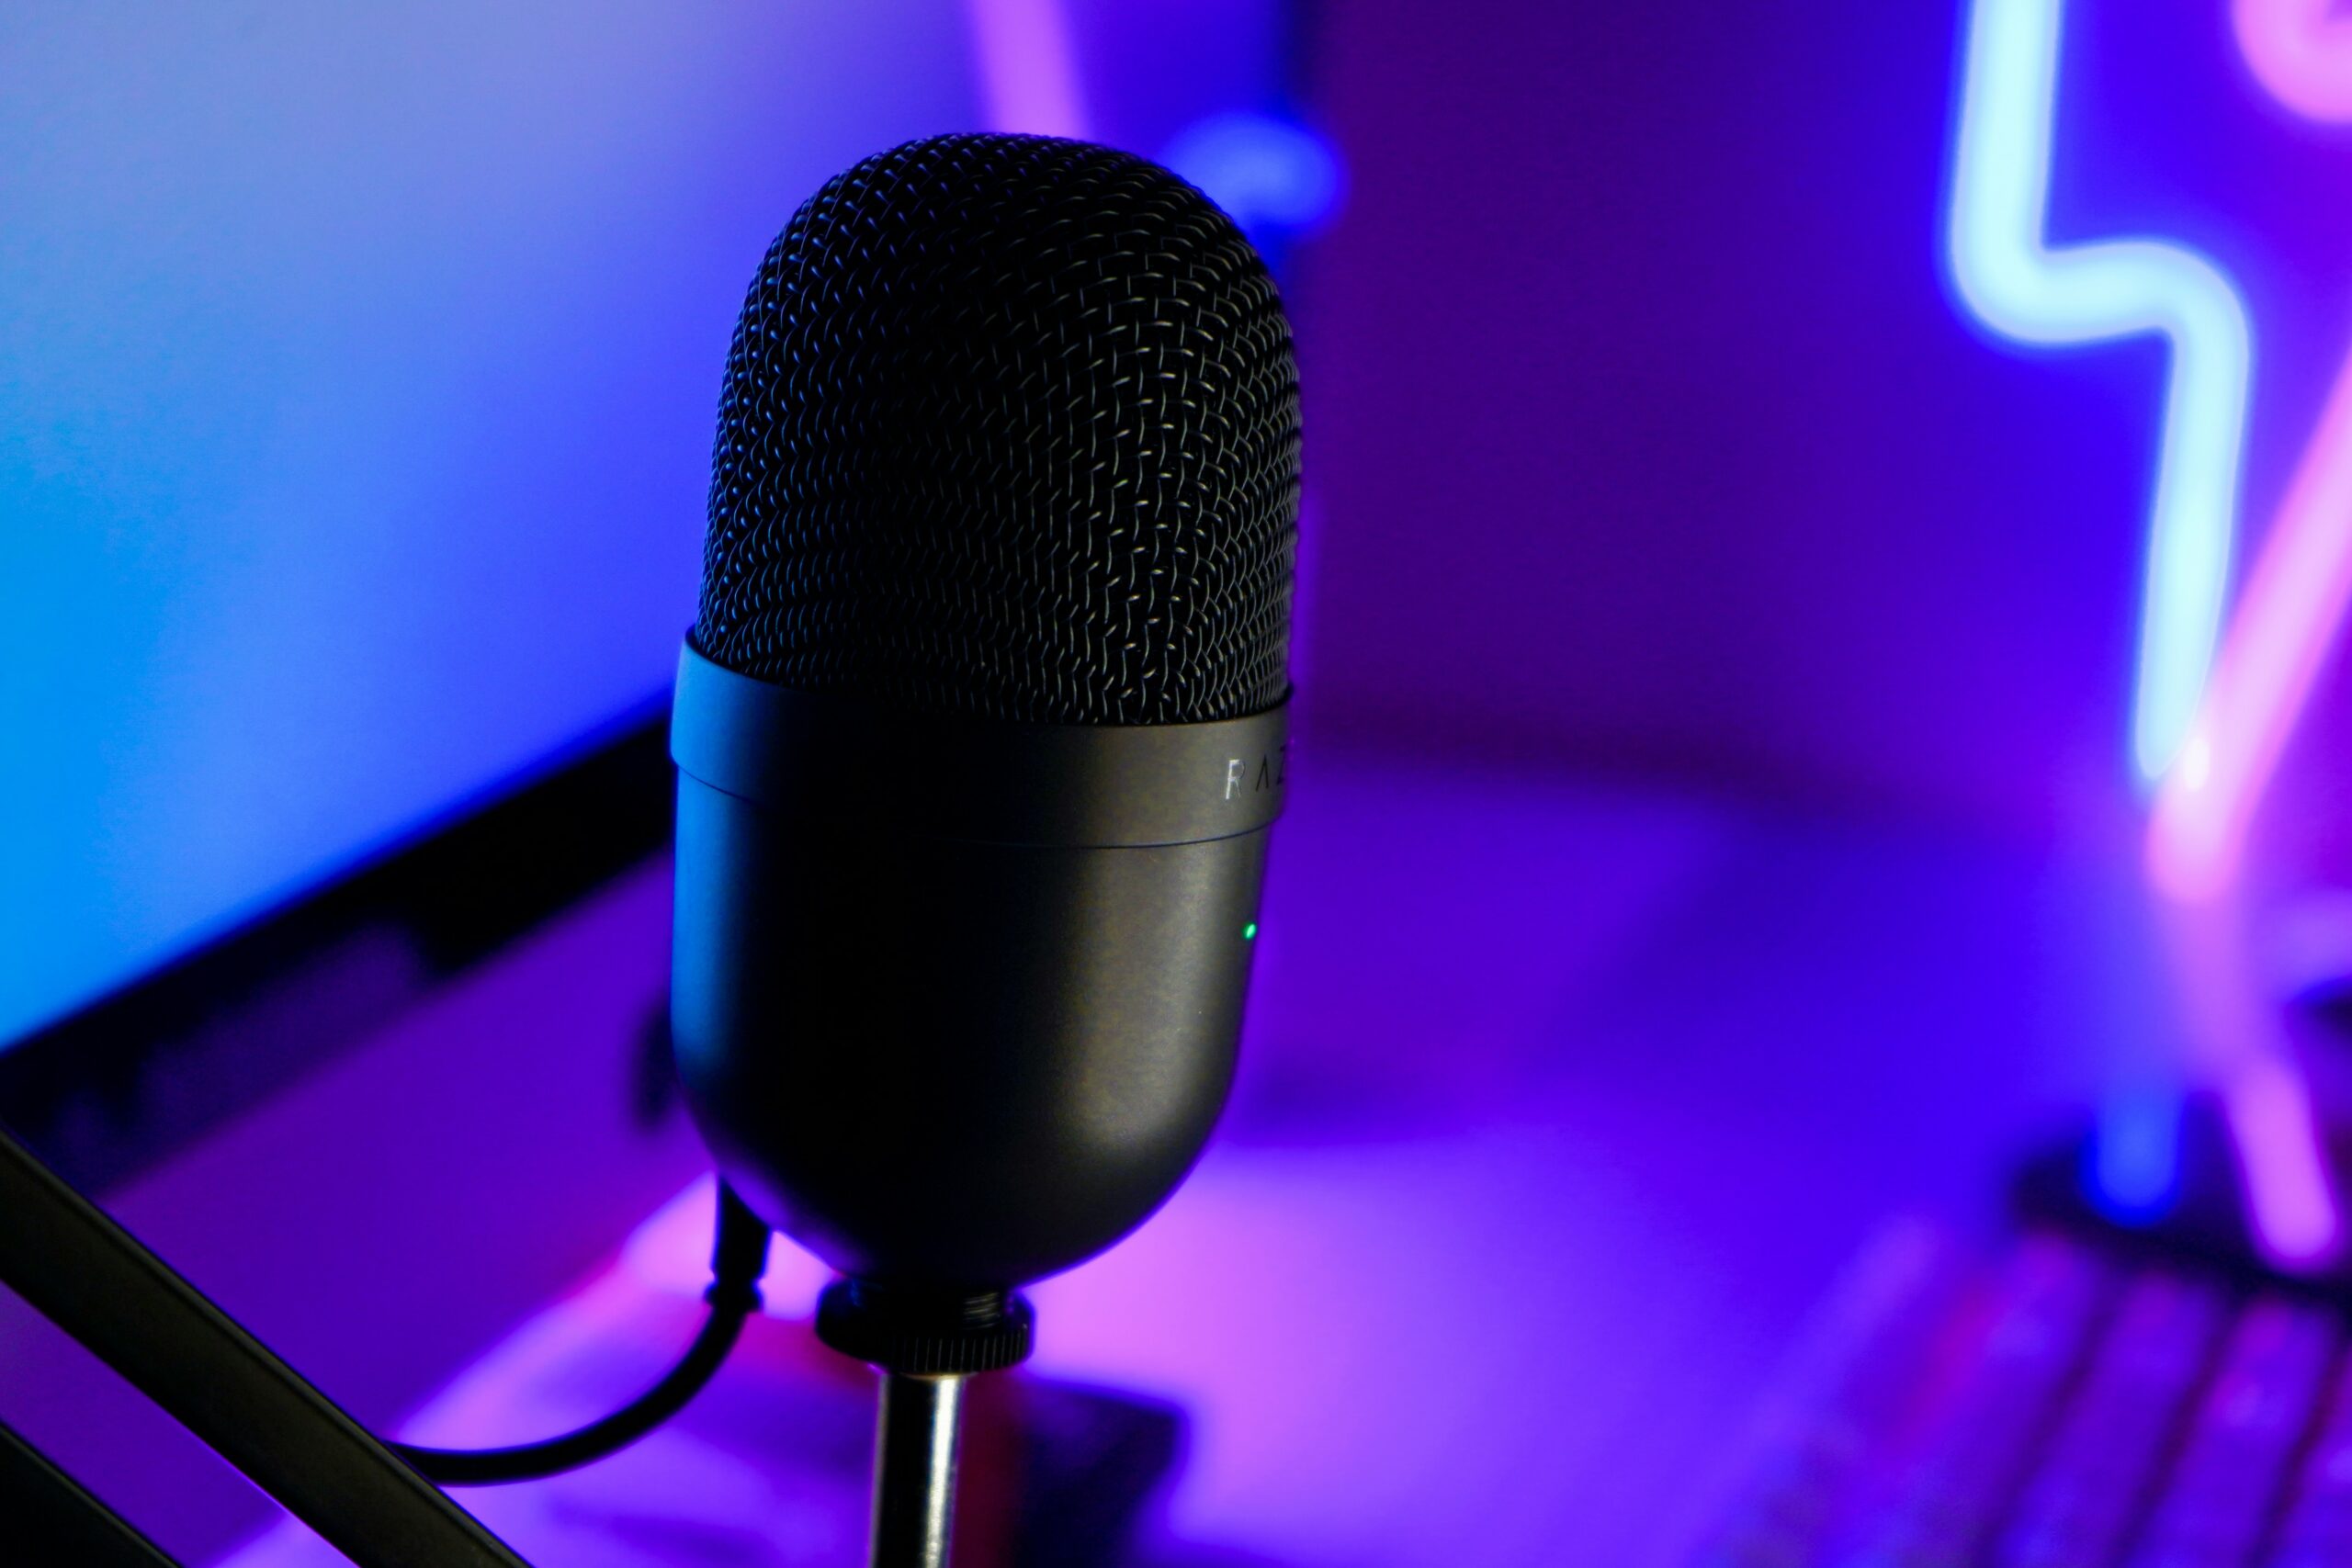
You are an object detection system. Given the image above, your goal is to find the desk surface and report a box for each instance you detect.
[1027,760,2157,1565]
[205,758,2173,1567]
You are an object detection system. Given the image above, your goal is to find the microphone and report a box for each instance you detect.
[666,132,1299,1558]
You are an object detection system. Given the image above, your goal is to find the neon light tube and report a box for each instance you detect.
[1949,0,2341,1263]
[2154,0,2352,895]
[2224,1050,2340,1264]
[2152,345,2352,899]
[2235,0,2352,121]
[1948,0,2253,784]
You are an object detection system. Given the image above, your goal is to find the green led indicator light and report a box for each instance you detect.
[1242,922,1259,941]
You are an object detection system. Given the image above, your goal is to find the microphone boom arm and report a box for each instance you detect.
[0,1414,181,1566]
[0,1122,529,1568]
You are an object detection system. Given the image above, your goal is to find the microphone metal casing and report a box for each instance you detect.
[671,646,1285,1287]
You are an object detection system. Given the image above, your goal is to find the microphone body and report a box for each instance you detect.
[670,649,1285,1288]
[669,128,1299,1388]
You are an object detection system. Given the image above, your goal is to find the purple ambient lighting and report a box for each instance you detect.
[962,0,1089,138]
[2235,0,2352,121]
[619,1174,829,1319]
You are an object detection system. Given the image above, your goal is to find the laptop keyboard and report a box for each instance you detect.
[1693,1226,2352,1567]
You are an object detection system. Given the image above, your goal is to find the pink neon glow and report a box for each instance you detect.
[2159,0,2352,899]
[2222,1051,2340,1264]
[962,0,1089,139]
[2234,0,2352,122]
[2151,341,2352,899]
[2132,0,2352,1270]
[2156,893,2343,1264]
[2148,437,2352,1262]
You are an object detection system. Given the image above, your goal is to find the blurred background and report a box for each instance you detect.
[8,1,2352,1563]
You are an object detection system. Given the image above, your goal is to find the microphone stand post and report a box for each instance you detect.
[871,1371,967,1568]
[815,1280,1034,1568]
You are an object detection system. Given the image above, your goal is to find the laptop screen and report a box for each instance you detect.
[0,3,987,1047]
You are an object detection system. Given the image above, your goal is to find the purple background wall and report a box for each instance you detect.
[21,6,2352,1561]
[1293,0,2352,870]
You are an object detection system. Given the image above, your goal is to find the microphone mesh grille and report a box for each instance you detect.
[695,133,1300,727]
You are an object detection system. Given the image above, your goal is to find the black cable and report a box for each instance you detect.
[392,1181,771,1487]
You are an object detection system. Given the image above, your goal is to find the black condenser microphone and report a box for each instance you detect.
[667,133,1299,1561]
